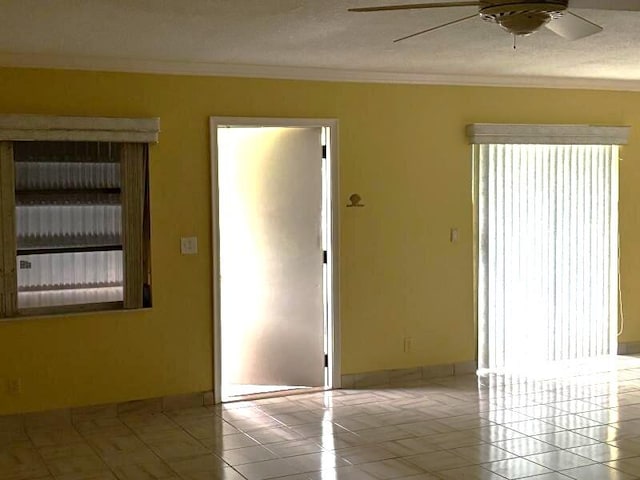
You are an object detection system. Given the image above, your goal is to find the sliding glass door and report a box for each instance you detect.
[477,144,619,371]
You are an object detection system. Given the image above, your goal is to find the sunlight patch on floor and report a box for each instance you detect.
[223,383,311,401]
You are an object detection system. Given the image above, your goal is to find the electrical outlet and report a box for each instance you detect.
[403,337,412,353]
[7,378,21,396]
[180,236,198,255]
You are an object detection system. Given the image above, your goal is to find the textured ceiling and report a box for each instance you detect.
[0,0,639,87]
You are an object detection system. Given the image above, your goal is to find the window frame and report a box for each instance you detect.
[467,123,630,372]
[0,115,159,319]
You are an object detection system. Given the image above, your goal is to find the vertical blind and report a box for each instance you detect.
[477,144,619,371]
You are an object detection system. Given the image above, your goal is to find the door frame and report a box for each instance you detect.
[210,117,340,403]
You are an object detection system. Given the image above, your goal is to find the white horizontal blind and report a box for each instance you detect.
[16,204,121,248]
[17,251,123,308]
[13,141,124,309]
[478,144,619,371]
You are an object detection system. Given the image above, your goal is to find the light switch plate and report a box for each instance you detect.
[181,236,198,255]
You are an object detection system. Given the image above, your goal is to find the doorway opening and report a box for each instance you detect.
[210,118,339,403]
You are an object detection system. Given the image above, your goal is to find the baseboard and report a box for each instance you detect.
[340,360,477,389]
[0,390,215,423]
[619,342,640,355]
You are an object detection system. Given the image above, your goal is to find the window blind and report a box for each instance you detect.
[477,144,619,371]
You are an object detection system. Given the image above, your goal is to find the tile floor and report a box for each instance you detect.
[6,356,640,479]
[224,385,312,402]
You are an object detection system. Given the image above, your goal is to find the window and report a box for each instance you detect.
[0,115,158,317]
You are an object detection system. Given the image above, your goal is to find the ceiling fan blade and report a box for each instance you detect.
[569,0,640,11]
[349,2,480,12]
[394,13,477,42]
[546,11,603,40]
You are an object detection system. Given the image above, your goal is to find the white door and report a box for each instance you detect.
[217,126,325,388]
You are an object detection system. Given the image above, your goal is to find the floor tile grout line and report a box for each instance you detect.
[24,430,57,480]
[71,418,128,480]
[162,410,240,478]
[162,408,278,479]
[78,415,178,479]
[115,412,202,480]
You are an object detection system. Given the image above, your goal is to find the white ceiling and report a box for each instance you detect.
[1,0,640,89]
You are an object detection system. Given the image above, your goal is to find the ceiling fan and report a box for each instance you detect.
[348,0,640,43]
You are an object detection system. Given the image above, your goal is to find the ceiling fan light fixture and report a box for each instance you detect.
[480,1,568,36]
[492,11,554,36]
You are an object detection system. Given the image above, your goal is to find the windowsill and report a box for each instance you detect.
[0,306,153,324]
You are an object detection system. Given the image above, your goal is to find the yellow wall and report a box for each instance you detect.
[1,67,640,414]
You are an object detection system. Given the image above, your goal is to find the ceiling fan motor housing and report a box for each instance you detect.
[480,1,569,36]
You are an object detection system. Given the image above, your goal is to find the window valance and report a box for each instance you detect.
[466,123,630,145]
[0,115,160,143]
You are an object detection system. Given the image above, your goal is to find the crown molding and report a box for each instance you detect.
[1,52,640,92]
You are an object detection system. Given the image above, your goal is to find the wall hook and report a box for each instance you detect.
[347,193,365,208]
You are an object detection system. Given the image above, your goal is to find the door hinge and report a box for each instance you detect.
[324,354,329,368]
[322,144,327,159]
[323,250,327,264]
